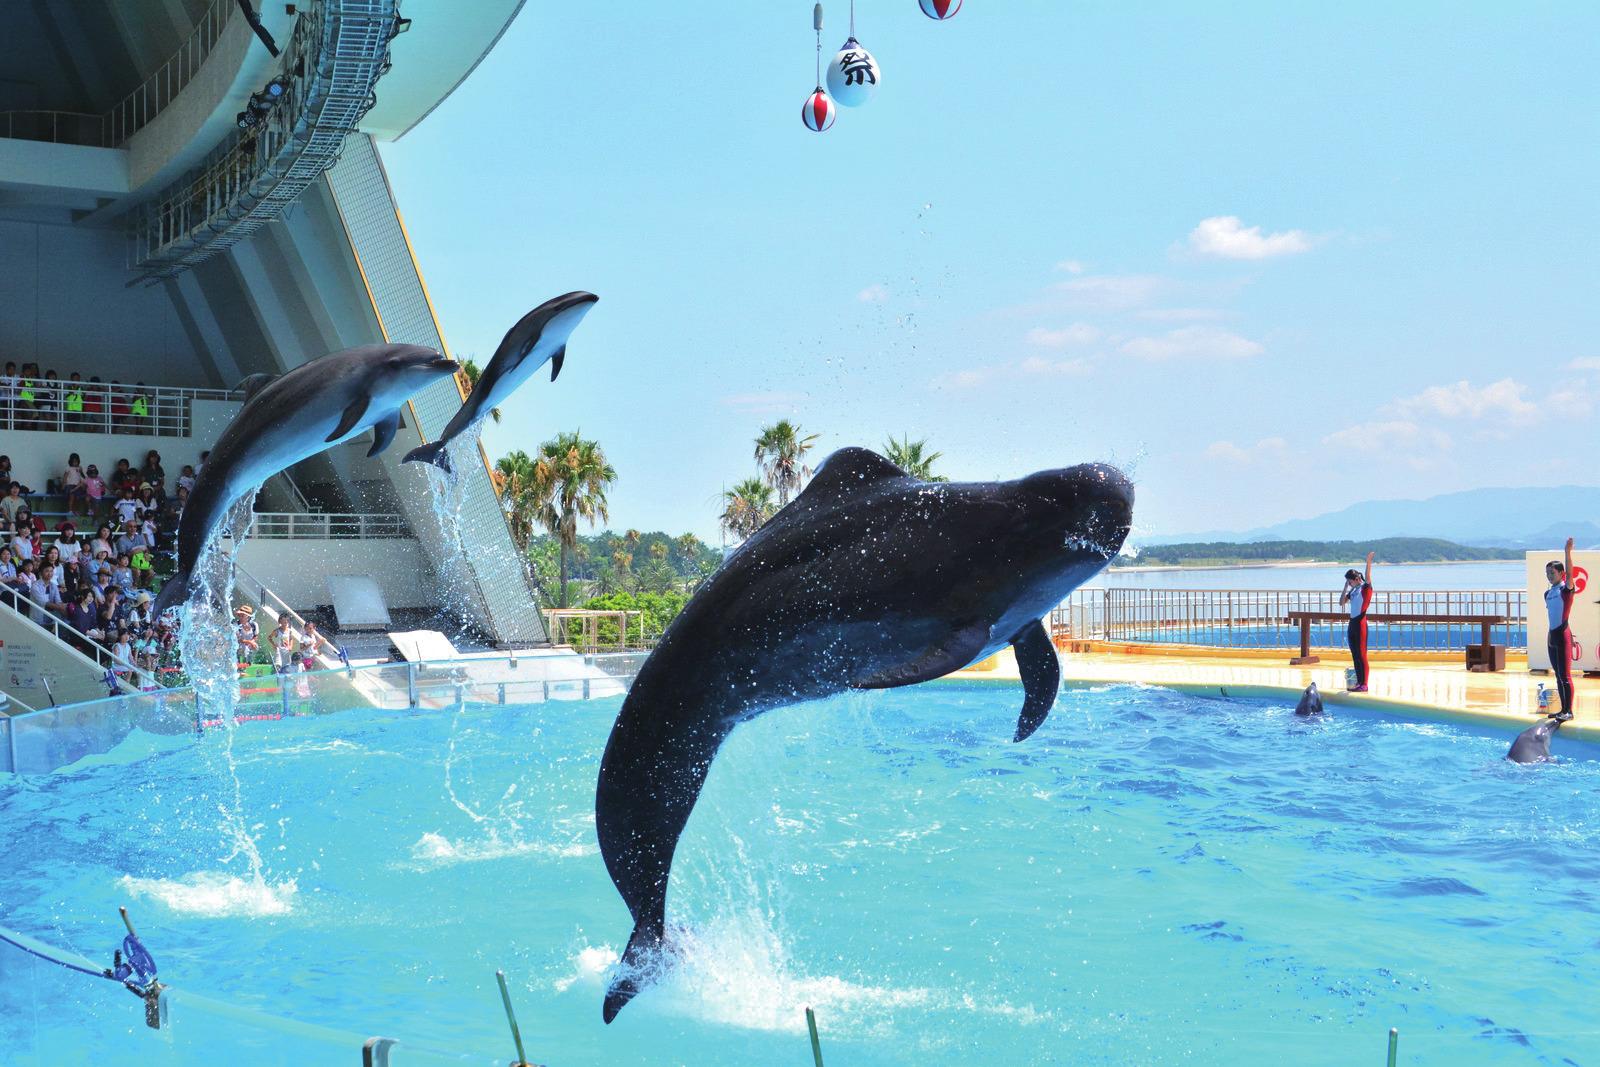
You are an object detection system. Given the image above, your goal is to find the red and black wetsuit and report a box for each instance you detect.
[1545,579,1575,715]
[1347,580,1373,687]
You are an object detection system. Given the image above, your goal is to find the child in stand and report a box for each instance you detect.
[113,554,135,596]
[84,465,106,519]
[62,453,86,517]
[177,465,197,494]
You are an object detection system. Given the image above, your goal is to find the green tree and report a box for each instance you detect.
[459,357,501,423]
[883,434,947,481]
[528,432,616,607]
[494,449,539,553]
[754,419,819,506]
[720,478,776,541]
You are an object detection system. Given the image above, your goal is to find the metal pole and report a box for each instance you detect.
[495,970,532,1067]
[1386,1027,1398,1066]
[407,662,418,708]
[806,1006,824,1067]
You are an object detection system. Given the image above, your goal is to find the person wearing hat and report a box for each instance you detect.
[235,604,259,657]
[1339,551,1376,692]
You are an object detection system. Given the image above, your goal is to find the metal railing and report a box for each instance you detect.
[0,582,143,693]
[0,0,234,149]
[130,0,400,279]
[1052,587,1529,652]
[248,512,410,539]
[0,377,241,437]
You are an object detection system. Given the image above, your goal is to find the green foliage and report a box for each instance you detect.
[753,420,819,506]
[721,477,776,541]
[883,434,947,481]
[529,528,723,603]
[1116,537,1520,568]
[582,589,691,645]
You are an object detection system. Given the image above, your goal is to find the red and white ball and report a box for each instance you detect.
[918,0,962,19]
[801,87,837,132]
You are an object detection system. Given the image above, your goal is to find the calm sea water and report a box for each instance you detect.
[2,683,1596,1065]
[1092,561,1524,591]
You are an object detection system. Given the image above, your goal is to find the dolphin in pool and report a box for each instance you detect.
[594,447,1134,1022]
[1293,683,1324,717]
[1507,715,1567,763]
[153,343,458,616]
[402,291,598,473]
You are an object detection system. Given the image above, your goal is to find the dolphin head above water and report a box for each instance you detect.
[1294,683,1324,717]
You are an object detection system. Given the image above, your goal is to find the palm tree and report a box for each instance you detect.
[753,420,819,506]
[459,357,501,422]
[528,432,616,607]
[493,450,539,552]
[720,478,776,541]
[883,434,947,481]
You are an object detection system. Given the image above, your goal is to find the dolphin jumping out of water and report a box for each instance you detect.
[153,344,459,616]
[1293,683,1324,717]
[402,291,598,473]
[1507,715,1568,763]
[594,447,1134,1022]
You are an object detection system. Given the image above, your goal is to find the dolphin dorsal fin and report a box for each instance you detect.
[798,447,908,504]
[233,372,279,402]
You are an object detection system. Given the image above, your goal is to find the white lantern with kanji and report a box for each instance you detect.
[825,37,880,107]
[801,87,837,132]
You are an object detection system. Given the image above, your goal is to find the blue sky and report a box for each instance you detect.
[381,1,1599,543]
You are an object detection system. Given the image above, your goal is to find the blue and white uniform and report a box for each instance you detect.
[1546,576,1575,716]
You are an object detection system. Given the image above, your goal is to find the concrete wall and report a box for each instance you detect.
[0,608,116,710]
[235,536,435,611]
[0,220,211,381]
[1,398,239,496]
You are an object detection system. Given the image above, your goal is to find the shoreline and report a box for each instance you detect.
[1107,559,1520,574]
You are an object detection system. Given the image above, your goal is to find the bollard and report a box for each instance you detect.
[406,662,418,708]
[806,1006,824,1067]
[1387,1027,1398,1066]
[498,682,506,705]
[583,676,591,700]
[542,679,550,702]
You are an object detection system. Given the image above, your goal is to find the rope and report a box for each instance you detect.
[0,923,116,982]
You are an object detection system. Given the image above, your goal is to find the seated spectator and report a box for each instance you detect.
[177,465,197,493]
[96,588,122,635]
[37,545,63,588]
[91,568,115,604]
[56,525,83,564]
[126,591,155,632]
[114,486,140,526]
[113,554,135,595]
[59,558,85,603]
[66,590,103,642]
[9,516,36,562]
[0,456,16,487]
[89,523,114,560]
[62,453,86,516]
[1,482,25,525]
[84,548,111,584]
[0,546,17,587]
[235,605,260,655]
[137,483,158,516]
[162,487,186,530]
[115,519,145,559]
[84,465,107,518]
[111,629,135,675]
[141,451,165,499]
[129,544,154,589]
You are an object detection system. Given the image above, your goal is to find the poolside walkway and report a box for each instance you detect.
[953,644,1600,742]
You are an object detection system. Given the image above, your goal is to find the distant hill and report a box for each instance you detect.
[1147,487,1600,549]
[1117,537,1519,569]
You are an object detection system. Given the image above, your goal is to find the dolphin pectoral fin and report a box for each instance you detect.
[550,344,566,381]
[326,395,370,442]
[850,622,990,690]
[1010,618,1060,742]
[367,411,401,457]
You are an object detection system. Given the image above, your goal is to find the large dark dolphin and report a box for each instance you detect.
[402,291,598,473]
[154,343,458,615]
[1293,683,1324,717]
[594,447,1133,1022]
[1507,715,1567,763]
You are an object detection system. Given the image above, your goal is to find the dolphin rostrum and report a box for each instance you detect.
[153,343,458,615]
[594,447,1134,1022]
[1293,683,1324,717]
[402,291,598,473]
[1507,715,1567,764]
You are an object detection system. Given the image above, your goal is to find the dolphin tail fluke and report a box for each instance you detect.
[402,440,453,474]
[602,921,664,1024]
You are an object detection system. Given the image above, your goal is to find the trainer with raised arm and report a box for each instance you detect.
[1543,537,1577,722]
[1340,551,1375,692]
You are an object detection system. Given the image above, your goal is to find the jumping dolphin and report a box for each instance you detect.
[402,291,598,473]
[594,447,1134,1022]
[1507,715,1568,763]
[153,344,458,615]
[1293,683,1324,717]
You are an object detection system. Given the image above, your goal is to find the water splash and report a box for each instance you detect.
[419,416,493,628]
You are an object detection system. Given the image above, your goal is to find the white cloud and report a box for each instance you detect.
[857,284,889,303]
[1567,357,1600,372]
[933,368,992,390]
[1391,378,1537,424]
[1051,274,1165,311]
[1026,323,1100,349]
[1188,215,1313,260]
[1120,326,1264,361]
[1139,307,1227,322]
[720,391,807,414]
[1205,437,1288,464]
[1322,420,1451,455]
[1055,259,1087,274]
[1020,356,1092,377]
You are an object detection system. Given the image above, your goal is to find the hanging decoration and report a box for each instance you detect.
[825,1,880,107]
[918,0,962,19]
[802,4,837,132]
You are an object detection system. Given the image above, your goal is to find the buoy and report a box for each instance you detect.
[826,36,880,106]
[802,87,837,131]
[918,0,962,18]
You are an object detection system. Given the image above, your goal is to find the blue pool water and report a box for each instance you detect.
[2,683,1599,1064]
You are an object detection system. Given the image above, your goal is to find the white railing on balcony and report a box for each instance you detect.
[0,377,241,437]
[0,0,235,149]
[248,512,410,540]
